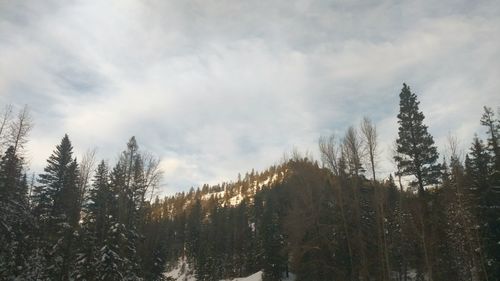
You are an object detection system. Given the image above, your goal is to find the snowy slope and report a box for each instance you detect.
[199,169,288,207]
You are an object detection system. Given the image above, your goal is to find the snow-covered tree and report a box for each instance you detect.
[32,134,80,280]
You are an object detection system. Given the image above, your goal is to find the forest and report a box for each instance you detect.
[0,84,499,281]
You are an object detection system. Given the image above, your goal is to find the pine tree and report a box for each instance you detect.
[394,84,440,281]
[478,107,500,279]
[480,107,500,175]
[261,192,286,281]
[394,83,440,196]
[32,134,80,280]
[186,200,204,278]
[104,137,150,280]
[140,197,169,281]
[444,153,487,281]
[465,137,490,199]
[233,200,254,277]
[0,146,33,279]
[74,161,113,280]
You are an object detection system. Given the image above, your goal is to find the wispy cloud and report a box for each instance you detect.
[1,0,499,193]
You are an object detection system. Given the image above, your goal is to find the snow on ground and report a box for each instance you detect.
[198,171,288,207]
[221,271,295,281]
[164,257,196,281]
[201,190,226,201]
[228,194,244,206]
[165,262,296,281]
[221,271,262,281]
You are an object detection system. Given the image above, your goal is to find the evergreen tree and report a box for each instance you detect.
[0,146,32,279]
[32,134,80,280]
[478,107,500,279]
[465,137,490,199]
[394,83,440,196]
[74,161,114,280]
[233,200,255,276]
[104,137,151,280]
[444,154,487,281]
[97,222,128,281]
[480,107,500,174]
[394,84,441,280]
[186,200,204,279]
[261,192,286,281]
[140,198,169,281]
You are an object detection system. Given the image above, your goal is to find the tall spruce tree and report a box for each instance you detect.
[74,160,113,280]
[107,137,147,280]
[478,107,500,278]
[465,137,490,198]
[0,146,32,279]
[394,84,440,280]
[480,107,500,175]
[32,134,80,280]
[394,83,440,196]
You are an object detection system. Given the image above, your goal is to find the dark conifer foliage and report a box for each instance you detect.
[31,134,80,280]
[395,83,441,196]
[476,107,500,279]
[74,160,113,280]
[0,146,33,279]
[0,93,498,281]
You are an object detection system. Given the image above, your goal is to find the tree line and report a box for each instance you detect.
[0,84,499,281]
[158,84,499,281]
[0,105,166,280]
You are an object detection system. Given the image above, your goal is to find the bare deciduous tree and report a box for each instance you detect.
[8,105,33,155]
[446,134,463,163]
[343,126,364,177]
[282,147,313,165]
[318,134,341,175]
[78,148,97,206]
[141,152,163,202]
[0,104,13,148]
[360,117,378,181]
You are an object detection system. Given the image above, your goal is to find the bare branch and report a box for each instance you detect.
[8,105,33,156]
[343,126,364,176]
[0,104,13,150]
[78,148,98,206]
[360,117,378,181]
[446,133,462,163]
[141,151,164,202]
[318,134,340,175]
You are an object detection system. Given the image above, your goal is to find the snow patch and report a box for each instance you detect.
[165,264,296,281]
[201,190,225,201]
[228,194,244,206]
[221,271,262,281]
[222,271,295,281]
[164,257,195,281]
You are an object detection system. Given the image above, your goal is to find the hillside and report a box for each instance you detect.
[155,150,499,281]
[159,159,386,280]
[160,162,291,218]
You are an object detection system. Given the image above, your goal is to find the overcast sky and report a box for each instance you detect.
[1,0,499,194]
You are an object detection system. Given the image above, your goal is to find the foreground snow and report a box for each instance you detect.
[164,257,195,281]
[222,271,262,281]
[164,258,295,281]
[222,271,295,281]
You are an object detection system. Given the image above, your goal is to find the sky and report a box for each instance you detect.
[1,0,499,195]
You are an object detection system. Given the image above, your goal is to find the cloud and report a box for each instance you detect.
[0,0,499,194]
